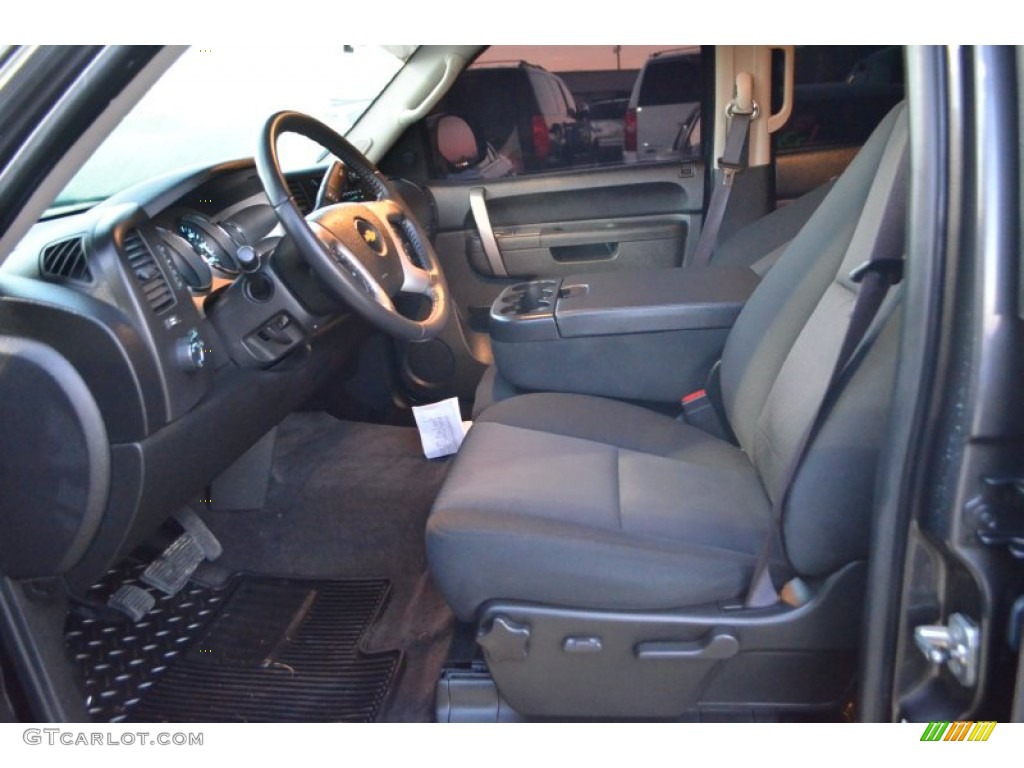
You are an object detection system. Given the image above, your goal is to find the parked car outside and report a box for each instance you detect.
[624,47,701,164]
[431,60,591,173]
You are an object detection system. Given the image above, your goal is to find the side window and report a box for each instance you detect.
[637,57,701,107]
[629,51,702,164]
[416,45,706,180]
[767,46,904,202]
[528,70,560,116]
[556,79,577,115]
[774,45,905,153]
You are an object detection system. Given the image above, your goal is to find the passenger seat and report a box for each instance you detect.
[426,103,908,718]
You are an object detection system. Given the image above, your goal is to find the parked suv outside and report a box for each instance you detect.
[624,47,702,164]
[431,60,592,173]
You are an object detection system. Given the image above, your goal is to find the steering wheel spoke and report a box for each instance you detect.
[309,221,395,311]
[256,111,450,341]
[363,200,433,297]
[399,257,432,296]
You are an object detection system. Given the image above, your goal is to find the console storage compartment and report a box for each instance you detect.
[489,267,759,402]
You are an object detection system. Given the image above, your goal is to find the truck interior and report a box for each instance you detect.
[0,44,1021,725]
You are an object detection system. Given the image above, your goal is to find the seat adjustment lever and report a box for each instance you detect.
[477,615,530,663]
[635,632,739,661]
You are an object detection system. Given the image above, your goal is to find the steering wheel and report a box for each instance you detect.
[255,111,450,341]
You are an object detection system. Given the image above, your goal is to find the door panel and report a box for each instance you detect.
[496,216,688,279]
[430,161,704,323]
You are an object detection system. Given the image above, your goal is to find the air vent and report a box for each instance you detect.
[287,177,316,215]
[122,230,176,315]
[40,237,92,282]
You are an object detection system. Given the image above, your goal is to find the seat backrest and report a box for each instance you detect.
[710,179,834,276]
[720,104,908,576]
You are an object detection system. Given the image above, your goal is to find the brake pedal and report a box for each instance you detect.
[141,533,205,596]
[107,584,156,622]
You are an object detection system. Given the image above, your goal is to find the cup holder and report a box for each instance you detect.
[498,280,559,316]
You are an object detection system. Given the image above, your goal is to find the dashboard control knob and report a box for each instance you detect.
[236,244,260,273]
[177,329,206,371]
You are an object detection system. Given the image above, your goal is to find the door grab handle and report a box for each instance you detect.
[766,46,795,134]
[469,187,507,277]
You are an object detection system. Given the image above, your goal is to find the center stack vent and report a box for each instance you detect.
[122,230,176,315]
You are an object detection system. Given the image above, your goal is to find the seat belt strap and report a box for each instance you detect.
[745,148,909,608]
[691,99,756,268]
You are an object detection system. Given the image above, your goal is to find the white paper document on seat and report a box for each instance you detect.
[412,397,471,459]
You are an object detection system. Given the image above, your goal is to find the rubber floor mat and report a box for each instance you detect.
[67,566,401,722]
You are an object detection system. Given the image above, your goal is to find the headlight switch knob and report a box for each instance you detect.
[177,329,207,371]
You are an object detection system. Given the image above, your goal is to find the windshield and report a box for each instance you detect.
[54,45,413,208]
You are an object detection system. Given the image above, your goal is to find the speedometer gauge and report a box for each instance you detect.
[178,214,239,276]
[156,228,213,292]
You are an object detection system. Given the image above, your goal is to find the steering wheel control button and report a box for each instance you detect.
[355,218,386,255]
[177,329,207,371]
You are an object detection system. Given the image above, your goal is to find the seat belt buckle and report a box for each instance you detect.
[680,388,733,441]
[849,258,904,284]
[681,389,707,407]
[680,388,717,430]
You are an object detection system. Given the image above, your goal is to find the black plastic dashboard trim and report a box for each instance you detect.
[0,274,154,441]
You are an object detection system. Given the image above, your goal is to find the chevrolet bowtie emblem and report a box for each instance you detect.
[355,218,385,255]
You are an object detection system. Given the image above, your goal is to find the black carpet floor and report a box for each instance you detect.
[197,413,455,722]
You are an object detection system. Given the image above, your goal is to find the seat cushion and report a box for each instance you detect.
[427,393,774,621]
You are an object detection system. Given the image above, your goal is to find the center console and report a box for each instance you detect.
[488,267,760,403]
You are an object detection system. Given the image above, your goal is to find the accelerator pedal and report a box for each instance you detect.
[141,534,205,596]
[141,508,223,596]
[173,507,223,560]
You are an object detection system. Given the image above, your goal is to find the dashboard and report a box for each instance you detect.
[0,159,434,593]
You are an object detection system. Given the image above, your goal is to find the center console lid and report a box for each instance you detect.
[487,266,760,403]
[490,266,760,343]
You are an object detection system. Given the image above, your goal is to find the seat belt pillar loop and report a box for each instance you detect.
[691,89,756,268]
